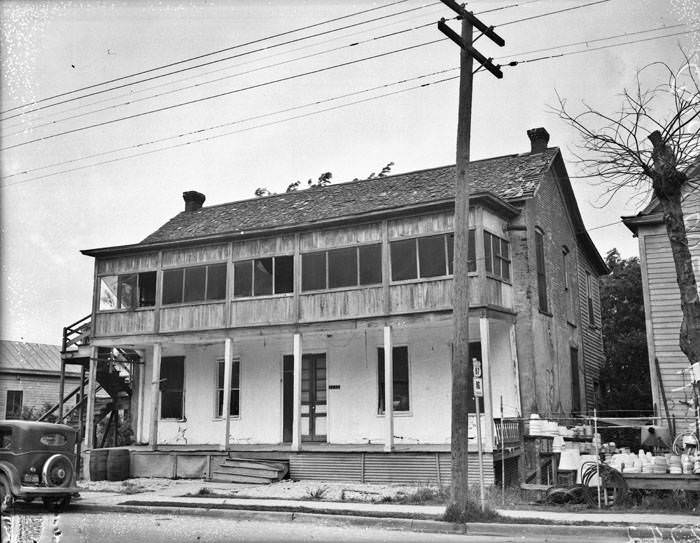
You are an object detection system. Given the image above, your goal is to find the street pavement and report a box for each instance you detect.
[3,480,700,542]
[7,509,646,543]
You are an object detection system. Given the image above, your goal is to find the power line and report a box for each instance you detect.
[498,0,611,27]
[2,16,450,138]
[4,23,690,182]
[2,68,460,181]
[3,0,537,133]
[505,27,698,65]
[0,1,440,122]
[2,74,464,188]
[1,0,617,149]
[0,38,446,151]
[0,0,417,116]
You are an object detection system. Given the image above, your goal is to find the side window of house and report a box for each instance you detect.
[586,272,595,326]
[160,356,185,419]
[535,230,548,312]
[234,256,293,297]
[162,263,227,304]
[377,346,409,413]
[99,271,157,310]
[301,244,382,291]
[390,233,471,281]
[216,359,240,418]
[484,231,510,281]
[5,390,23,419]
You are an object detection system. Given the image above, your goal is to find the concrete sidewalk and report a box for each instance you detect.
[71,480,700,529]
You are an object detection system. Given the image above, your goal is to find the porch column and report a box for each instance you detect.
[479,315,494,453]
[291,333,302,451]
[85,346,98,450]
[384,325,393,452]
[221,337,233,451]
[136,350,146,443]
[149,343,162,451]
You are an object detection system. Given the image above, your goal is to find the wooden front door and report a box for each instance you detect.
[301,354,327,442]
[282,353,327,443]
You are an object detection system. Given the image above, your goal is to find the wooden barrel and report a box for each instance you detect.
[106,449,130,481]
[89,449,108,481]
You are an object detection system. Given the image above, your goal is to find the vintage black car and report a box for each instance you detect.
[0,420,79,511]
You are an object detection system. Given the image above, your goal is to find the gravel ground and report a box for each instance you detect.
[2,510,45,543]
[77,477,443,503]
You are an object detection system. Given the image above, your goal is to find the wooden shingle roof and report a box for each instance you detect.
[141,149,558,244]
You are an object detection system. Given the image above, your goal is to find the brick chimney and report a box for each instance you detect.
[526,127,550,154]
[183,191,206,212]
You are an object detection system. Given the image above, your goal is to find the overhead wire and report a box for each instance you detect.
[3,22,692,184]
[2,0,539,132]
[1,73,465,188]
[0,0,419,115]
[2,67,460,181]
[0,1,441,122]
[1,0,620,150]
[0,38,449,152]
[2,14,454,138]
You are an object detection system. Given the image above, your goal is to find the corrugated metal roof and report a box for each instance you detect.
[141,149,558,244]
[0,340,80,374]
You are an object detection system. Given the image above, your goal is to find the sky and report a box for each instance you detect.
[0,0,698,345]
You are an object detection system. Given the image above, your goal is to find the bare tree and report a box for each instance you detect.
[555,52,700,368]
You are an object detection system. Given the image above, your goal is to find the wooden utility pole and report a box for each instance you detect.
[449,13,475,515]
[437,0,504,518]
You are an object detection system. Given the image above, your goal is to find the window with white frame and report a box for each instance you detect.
[99,271,156,310]
[216,359,240,418]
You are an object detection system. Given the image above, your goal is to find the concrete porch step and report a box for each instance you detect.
[210,471,278,484]
[211,456,289,484]
[224,457,288,473]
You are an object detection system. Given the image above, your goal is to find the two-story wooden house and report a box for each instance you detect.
[74,127,606,484]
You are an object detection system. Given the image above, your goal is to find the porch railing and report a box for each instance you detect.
[493,418,522,448]
[62,314,91,352]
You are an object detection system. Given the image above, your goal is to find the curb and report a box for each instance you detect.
[70,500,700,540]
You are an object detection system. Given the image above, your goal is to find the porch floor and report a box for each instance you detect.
[128,442,452,453]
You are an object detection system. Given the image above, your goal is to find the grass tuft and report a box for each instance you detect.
[443,500,501,523]
[305,485,328,500]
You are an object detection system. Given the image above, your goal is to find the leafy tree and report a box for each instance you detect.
[255,162,394,196]
[555,54,700,372]
[598,249,653,416]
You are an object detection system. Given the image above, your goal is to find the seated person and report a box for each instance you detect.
[641,427,668,453]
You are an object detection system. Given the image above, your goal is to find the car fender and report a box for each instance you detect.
[0,461,22,494]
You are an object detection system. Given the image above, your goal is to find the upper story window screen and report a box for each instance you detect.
[535,230,548,312]
[234,256,293,297]
[216,359,240,418]
[484,232,510,281]
[586,272,595,326]
[163,263,227,304]
[302,244,381,291]
[99,271,156,310]
[391,233,471,281]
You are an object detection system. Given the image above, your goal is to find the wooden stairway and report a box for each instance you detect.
[211,456,289,484]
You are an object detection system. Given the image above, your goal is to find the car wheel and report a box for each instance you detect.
[0,476,12,513]
[42,496,70,513]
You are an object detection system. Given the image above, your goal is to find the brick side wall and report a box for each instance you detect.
[511,166,603,417]
[0,374,81,418]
